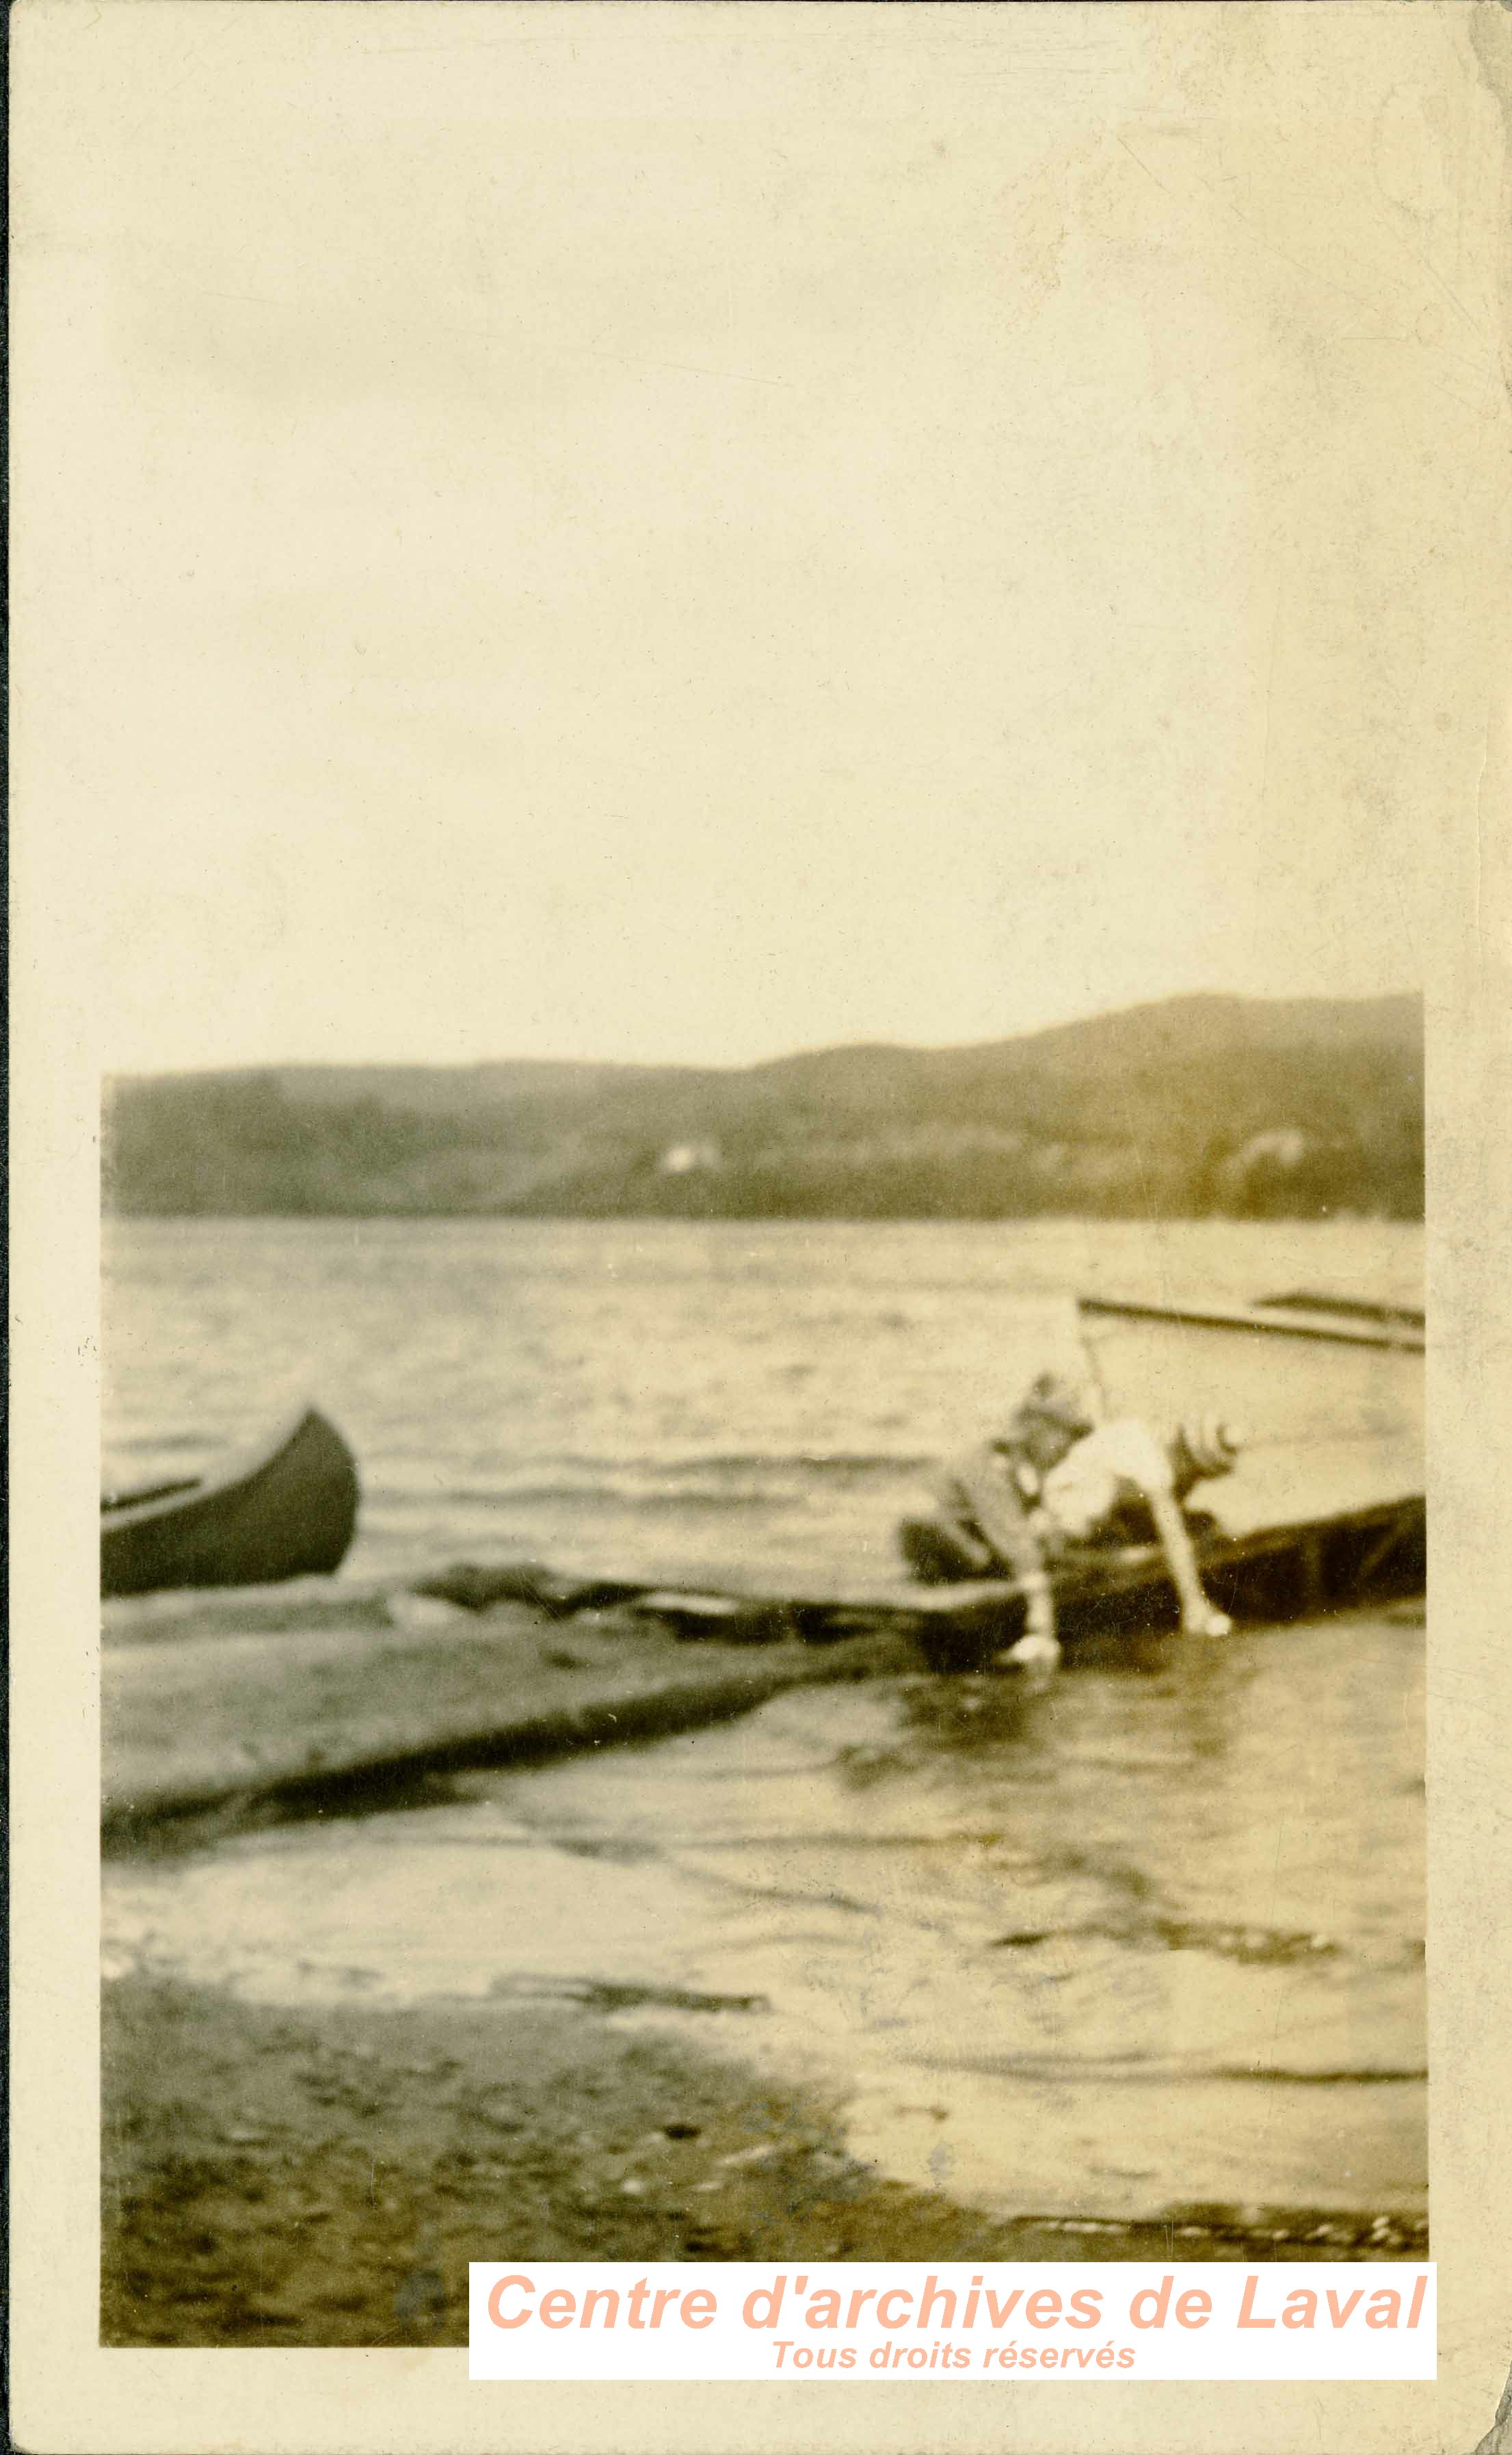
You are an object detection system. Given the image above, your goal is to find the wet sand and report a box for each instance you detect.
[103,1974,1424,2348]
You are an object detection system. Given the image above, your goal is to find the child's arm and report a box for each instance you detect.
[1145,1481,1232,1637]
[1091,1419,1232,1636]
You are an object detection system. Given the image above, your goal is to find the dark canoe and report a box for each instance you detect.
[101,1406,360,1599]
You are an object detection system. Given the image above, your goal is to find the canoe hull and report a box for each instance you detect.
[101,1407,360,1598]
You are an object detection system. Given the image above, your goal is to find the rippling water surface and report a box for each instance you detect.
[103,1215,1424,2223]
[103,1215,1422,1582]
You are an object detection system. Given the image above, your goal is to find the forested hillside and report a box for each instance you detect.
[104,993,1423,1221]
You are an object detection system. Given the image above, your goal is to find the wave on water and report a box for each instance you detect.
[427,1484,796,1517]
[375,1449,936,1513]
[408,1449,933,1481]
[103,1211,1423,1596]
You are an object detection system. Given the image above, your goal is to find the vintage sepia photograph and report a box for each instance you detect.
[10,3,1512,2448]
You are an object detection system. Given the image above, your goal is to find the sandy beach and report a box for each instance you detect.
[103,1974,1424,2350]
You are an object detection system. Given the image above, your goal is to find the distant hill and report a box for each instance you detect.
[103,992,1424,1221]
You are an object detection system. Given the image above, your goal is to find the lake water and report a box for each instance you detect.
[103,1216,1425,2226]
[103,1214,1423,1585]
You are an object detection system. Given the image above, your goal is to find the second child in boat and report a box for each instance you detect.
[899,1375,1241,1673]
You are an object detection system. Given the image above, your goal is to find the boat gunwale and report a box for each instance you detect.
[1078,1292,1424,1351]
[100,1405,340,1535]
[603,1490,1425,1628]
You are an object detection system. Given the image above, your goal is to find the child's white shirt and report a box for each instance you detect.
[1039,1416,1171,1539]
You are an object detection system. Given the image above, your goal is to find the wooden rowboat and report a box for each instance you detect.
[1078,1290,1423,1352]
[1256,1290,1424,1332]
[101,1405,360,1598]
[897,1491,1425,1671]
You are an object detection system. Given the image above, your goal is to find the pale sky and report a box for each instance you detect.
[14,3,1505,1073]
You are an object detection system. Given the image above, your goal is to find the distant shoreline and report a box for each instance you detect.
[103,991,1424,1225]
